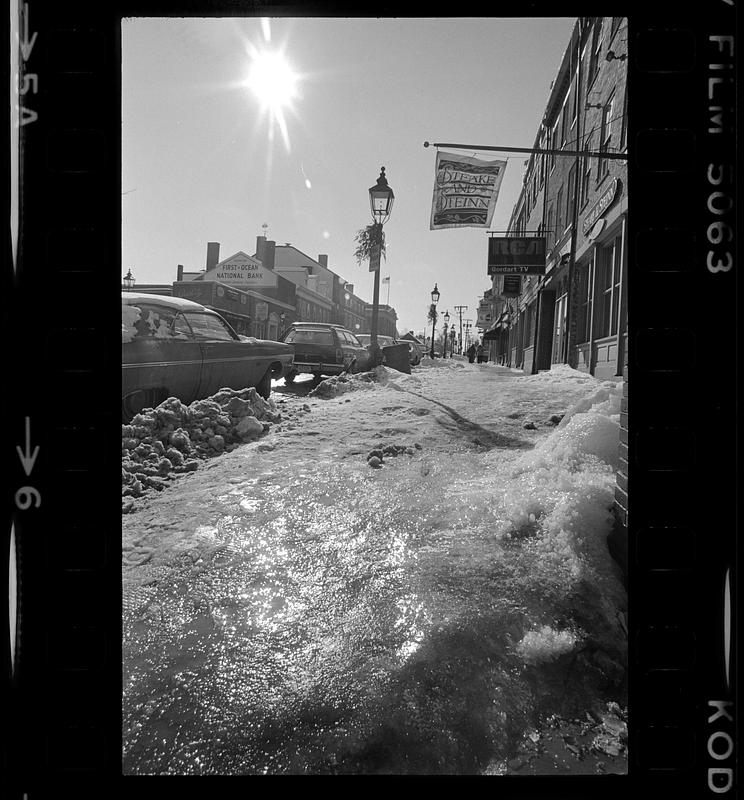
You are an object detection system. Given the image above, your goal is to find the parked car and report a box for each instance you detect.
[122,292,294,421]
[356,334,421,366]
[279,322,371,383]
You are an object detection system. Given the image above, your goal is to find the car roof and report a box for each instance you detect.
[289,322,347,329]
[121,292,213,313]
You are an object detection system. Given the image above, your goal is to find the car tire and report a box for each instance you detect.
[256,368,272,400]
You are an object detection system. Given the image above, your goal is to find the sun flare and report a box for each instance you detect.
[245,50,298,112]
[243,47,300,151]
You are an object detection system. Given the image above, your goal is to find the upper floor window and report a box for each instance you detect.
[580,140,592,206]
[598,92,615,180]
[566,163,576,230]
[556,187,564,236]
[561,99,569,146]
[587,18,604,87]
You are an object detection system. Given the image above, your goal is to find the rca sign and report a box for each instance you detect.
[487,237,546,274]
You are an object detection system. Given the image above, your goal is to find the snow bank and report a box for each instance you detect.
[497,377,626,664]
[122,388,281,512]
[309,365,395,398]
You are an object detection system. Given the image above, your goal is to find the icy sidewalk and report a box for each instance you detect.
[123,364,627,775]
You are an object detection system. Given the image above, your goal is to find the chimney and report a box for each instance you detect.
[318,254,328,268]
[264,240,276,270]
[206,242,220,271]
[256,235,266,262]
[177,264,184,281]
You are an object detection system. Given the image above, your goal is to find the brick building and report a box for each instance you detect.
[489,17,628,380]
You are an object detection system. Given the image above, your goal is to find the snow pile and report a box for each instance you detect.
[122,388,281,512]
[496,379,626,665]
[416,358,466,371]
[309,366,391,398]
[515,625,581,664]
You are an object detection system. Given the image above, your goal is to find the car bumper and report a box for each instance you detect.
[292,362,347,375]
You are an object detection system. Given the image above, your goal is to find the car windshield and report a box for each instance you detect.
[285,329,334,345]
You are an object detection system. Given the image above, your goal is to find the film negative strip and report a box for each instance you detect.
[3,0,739,791]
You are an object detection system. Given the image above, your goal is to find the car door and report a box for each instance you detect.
[184,310,265,396]
[122,301,203,414]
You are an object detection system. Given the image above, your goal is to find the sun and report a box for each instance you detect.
[243,47,300,151]
[246,50,298,111]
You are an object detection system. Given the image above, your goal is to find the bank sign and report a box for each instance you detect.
[487,237,546,275]
[203,252,278,288]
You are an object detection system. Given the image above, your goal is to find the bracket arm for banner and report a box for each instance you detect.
[423,141,628,162]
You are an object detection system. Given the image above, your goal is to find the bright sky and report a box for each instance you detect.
[122,16,576,336]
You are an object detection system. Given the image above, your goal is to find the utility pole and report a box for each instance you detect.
[454,305,467,355]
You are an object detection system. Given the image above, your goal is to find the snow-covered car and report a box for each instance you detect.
[280,322,371,382]
[122,292,294,421]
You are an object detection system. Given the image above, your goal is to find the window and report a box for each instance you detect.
[566,163,576,229]
[598,92,615,180]
[620,87,628,151]
[124,303,192,342]
[561,99,569,146]
[577,259,593,344]
[580,140,592,205]
[571,72,578,124]
[547,205,554,249]
[184,312,237,341]
[549,124,557,169]
[556,187,564,234]
[285,328,334,345]
[593,235,622,338]
[587,18,604,87]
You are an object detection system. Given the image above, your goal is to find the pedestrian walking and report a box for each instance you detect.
[476,343,487,363]
[467,343,477,363]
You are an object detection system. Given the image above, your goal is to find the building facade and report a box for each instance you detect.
[489,17,628,380]
[128,235,401,342]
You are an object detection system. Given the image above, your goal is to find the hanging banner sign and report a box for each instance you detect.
[430,152,507,230]
[487,236,546,274]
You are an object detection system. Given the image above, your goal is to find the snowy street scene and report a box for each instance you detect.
[122,15,630,777]
[122,361,627,775]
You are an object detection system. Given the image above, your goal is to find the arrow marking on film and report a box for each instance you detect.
[20,3,38,61]
[16,417,39,476]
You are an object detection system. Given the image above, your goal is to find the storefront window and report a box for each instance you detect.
[577,258,593,344]
[593,235,622,339]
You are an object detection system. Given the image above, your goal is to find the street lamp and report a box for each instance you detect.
[443,309,450,358]
[429,283,440,359]
[123,269,135,291]
[368,167,395,363]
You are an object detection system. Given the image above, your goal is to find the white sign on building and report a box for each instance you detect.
[204,251,278,288]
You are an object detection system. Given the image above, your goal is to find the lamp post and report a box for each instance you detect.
[123,269,135,291]
[368,167,395,365]
[429,283,440,358]
[443,309,450,358]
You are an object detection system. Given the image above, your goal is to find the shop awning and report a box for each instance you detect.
[483,311,512,340]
